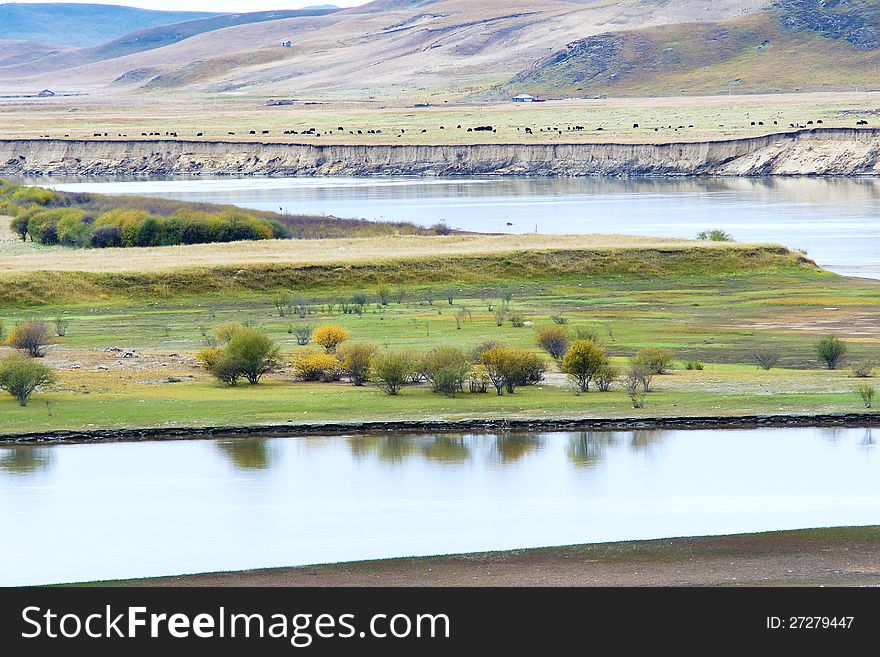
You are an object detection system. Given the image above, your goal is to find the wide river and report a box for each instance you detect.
[34,176,880,279]
[1,427,878,586]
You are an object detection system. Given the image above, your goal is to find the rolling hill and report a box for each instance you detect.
[0,3,220,48]
[0,0,878,99]
[502,0,880,97]
[0,7,342,77]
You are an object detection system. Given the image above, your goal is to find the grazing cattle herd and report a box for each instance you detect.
[25,117,874,141]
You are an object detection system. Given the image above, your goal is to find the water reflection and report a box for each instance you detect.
[215,438,278,471]
[2,426,879,586]
[0,446,52,475]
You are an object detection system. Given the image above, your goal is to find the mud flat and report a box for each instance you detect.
[3,127,880,177]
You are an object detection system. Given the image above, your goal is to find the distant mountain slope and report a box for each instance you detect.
[503,0,880,97]
[0,7,342,75]
[0,3,220,48]
[0,0,768,97]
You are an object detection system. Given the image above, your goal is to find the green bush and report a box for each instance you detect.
[423,346,470,396]
[855,383,876,409]
[479,346,545,395]
[198,324,280,385]
[372,351,416,396]
[0,354,55,406]
[816,335,847,370]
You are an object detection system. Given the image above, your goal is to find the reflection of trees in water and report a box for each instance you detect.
[819,428,847,443]
[862,429,875,447]
[492,433,542,464]
[0,447,52,475]
[566,432,616,467]
[215,438,277,471]
[348,434,472,464]
[628,430,666,453]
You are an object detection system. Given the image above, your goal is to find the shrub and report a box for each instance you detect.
[339,342,377,386]
[53,317,70,337]
[509,314,525,328]
[754,348,781,370]
[0,354,55,406]
[561,339,608,393]
[633,347,675,375]
[293,352,343,382]
[851,361,875,378]
[480,346,544,395]
[56,210,90,247]
[855,383,876,409]
[535,326,569,360]
[494,309,505,326]
[226,328,280,384]
[313,324,349,353]
[199,325,280,385]
[371,351,415,395]
[685,361,704,371]
[198,347,244,386]
[376,284,390,306]
[573,326,602,343]
[293,326,313,346]
[272,291,290,317]
[816,335,847,370]
[624,370,647,408]
[550,315,568,325]
[626,358,654,392]
[10,213,30,240]
[594,362,619,392]
[424,346,470,396]
[696,229,734,241]
[6,321,51,357]
[468,365,490,393]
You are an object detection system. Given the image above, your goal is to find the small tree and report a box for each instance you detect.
[625,370,647,408]
[313,324,349,353]
[479,346,543,395]
[536,326,569,360]
[226,328,280,384]
[424,346,470,396]
[376,285,391,306]
[627,358,654,392]
[339,342,377,386]
[816,335,847,370]
[855,383,876,409]
[754,347,781,370]
[293,326,313,346]
[198,324,280,385]
[594,362,619,392]
[0,354,55,406]
[372,351,415,395]
[6,320,51,357]
[696,229,733,242]
[634,347,675,375]
[53,316,70,337]
[851,361,874,378]
[272,291,290,317]
[561,339,608,393]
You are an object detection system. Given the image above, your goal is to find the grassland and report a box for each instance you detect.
[89,526,880,587]
[0,224,877,435]
[1,92,877,146]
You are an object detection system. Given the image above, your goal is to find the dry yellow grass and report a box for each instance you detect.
[0,229,763,274]
[1,92,877,146]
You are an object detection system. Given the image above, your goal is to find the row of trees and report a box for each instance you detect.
[9,206,285,248]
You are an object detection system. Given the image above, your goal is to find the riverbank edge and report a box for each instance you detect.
[1,127,879,176]
[3,411,878,444]
[79,525,880,587]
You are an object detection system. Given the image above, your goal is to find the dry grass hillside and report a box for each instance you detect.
[0,0,769,98]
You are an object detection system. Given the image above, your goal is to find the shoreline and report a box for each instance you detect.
[3,411,878,444]
[2,127,880,177]
[80,526,880,587]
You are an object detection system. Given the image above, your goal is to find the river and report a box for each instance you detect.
[33,175,880,279]
[1,427,877,586]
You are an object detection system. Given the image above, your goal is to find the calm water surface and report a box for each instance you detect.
[1,427,877,586]
[34,176,880,279]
